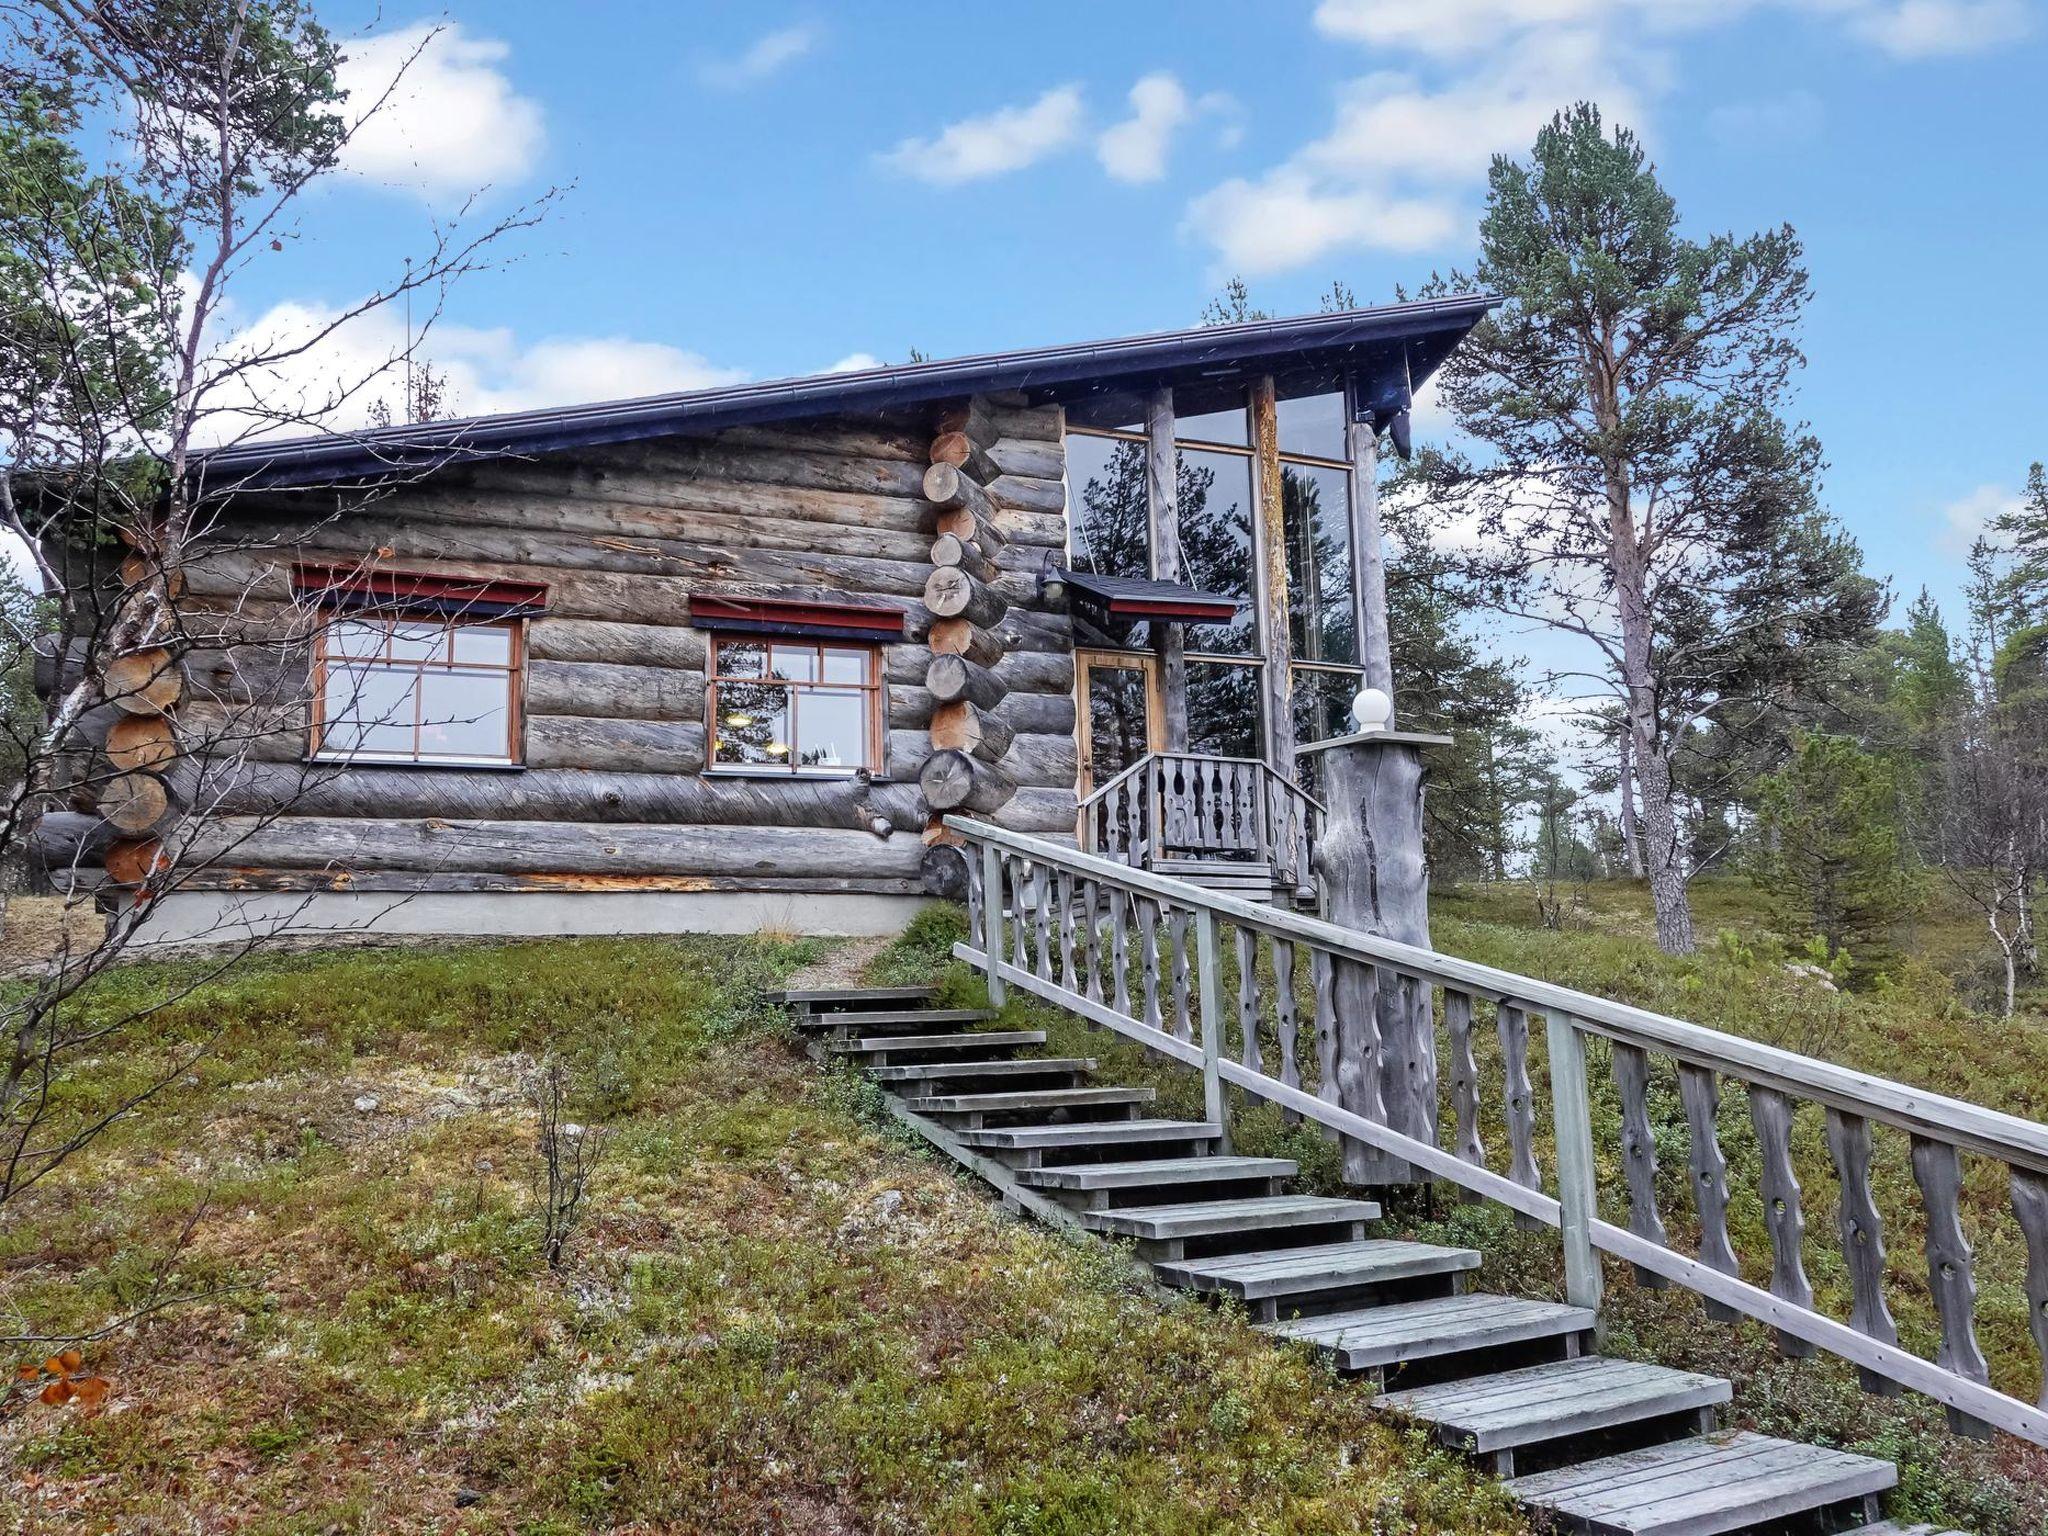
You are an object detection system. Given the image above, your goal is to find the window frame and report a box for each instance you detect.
[308,611,528,769]
[704,635,886,779]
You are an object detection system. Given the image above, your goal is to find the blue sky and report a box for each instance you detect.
[240,0,2046,631]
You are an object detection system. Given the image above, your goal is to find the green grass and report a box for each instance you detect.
[888,882,2048,1536]
[1,933,1521,1534]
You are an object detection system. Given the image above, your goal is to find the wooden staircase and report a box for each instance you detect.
[775,983,1946,1536]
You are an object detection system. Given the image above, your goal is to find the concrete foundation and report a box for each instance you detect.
[127,890,939,947]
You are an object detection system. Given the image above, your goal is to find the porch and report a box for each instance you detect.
[1077,750,1323,907]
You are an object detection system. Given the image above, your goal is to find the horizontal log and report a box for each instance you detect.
[918,749,1016,814]
[978,400,1063,443]
[104,837,166,886]
[992,508,1066,551]
[987,473,1064,515]
[926,616,1005,668]
[929,700,1015,765]
[988,438,1065,480]
[995,786,1079,835]
[933,503,1007,552]
[922,462,1001,532]
[105,647,181,716]
[929,430,1001,485]
[449,462,938,537]
[187,760,921,834]
[995,691,1076,736]
[933,400,999,444]
[926,652,1005,711]
[1000,730,1079,789]
[181,817,930,879]
[923,567,1007,629]
[1001,607,1074,656]
[586,437,931,500]
[105,713,178,773]
[525,660,706,722]
[98,769,170,833]
[168,869,929,897]
[711,418,930,463]
[526,716,706,774]
[392,483,938,567]
[525,618,705,670]
[29,810,113,867]
[929,531,994,584]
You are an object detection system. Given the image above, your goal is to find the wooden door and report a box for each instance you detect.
[1076,650,1164,799]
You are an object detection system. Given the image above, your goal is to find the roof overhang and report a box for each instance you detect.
[197,295,1498,490]
[1063,568,1241,624]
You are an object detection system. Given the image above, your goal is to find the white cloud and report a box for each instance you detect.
[1312,0,1614,56]
[1097,74,1195,183]
[698,23,822,89]
[336,23,545,198]
[825,352,884,373]
[1939,482,2025,552]
[191,298,744,447]
[1185,171,1463,272]
[879,85,1086,185]
[1706,89,1825,145]
[1848,0,2031,55]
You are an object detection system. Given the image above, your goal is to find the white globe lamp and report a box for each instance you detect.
[1351,686,1393,733]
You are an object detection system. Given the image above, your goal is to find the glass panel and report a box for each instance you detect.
[1064,393,1145,433]
[717,640,766,677]
[451,624,512,667]
[324,663,417,756]
[1293,666,1363,747]
[1277,391,1347,460]
[713,679,789,766]
[417,670,510,759]
[769,643,817,683]
[820,647,867,685]
[1283,462,1357,665]
[1174,402,1247,447]
[1066,432,1151,581]
[1085,664,1151,787]
[1177,447,1257,655]
[388,621,446,663]
[1186,661,1262,759]
[327,619,387,659]
[796,688,866,769]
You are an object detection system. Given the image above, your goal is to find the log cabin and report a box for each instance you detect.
[35,297,1495,941]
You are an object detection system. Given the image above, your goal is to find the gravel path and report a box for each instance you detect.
[782,935,890,991]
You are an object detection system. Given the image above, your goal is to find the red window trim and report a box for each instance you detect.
[692,593,906,643]
[292,561,548,618]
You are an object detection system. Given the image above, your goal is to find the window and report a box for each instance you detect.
[1283,461,1356,665]
[1178,446,1259,656]
[709,638,881,774]
[313,615,522,765]
[1066,429,1152,582]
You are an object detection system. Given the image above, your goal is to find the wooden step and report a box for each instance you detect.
[828,1030,1045,1058]
[793,1007,997,1032]
[771,985,938,1008]
[1377,1356,1731,1462]
[1084,1194,1379,1242]
[956,1118,1222,1151]
[1266,1293,1595,1370]
[869,1057,1096,1084]
[905,1086,1156,1115]
[1506,1430,1897,1536]
[1018,1155,1299,1192]
[1155,1238,1481,1302]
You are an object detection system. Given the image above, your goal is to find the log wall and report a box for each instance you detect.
[48,407,1077,902]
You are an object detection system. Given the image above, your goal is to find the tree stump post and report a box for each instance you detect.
[1301,728,1451,1186]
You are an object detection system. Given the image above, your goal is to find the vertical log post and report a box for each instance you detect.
[1196,906,1230,1153]
[1300,727,1451,1185]
[1145,387,1188,753]
[1248,376,1296,784]
[1547,1012,1604,1312]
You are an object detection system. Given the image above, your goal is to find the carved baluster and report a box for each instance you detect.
[1109,886,1132,1018]
[1496,1004,1542,1223]
[1232,924,1260,1072]
[1445,989,1484,1201]
[1271,938,1301,1103]
[1032,864,1054,981]
[1168,906,1193,1042]
[1055,870,1076,988]
[1312,947,1339,1114]
[1749,1087,1816,1356]
[1679,1064,1740,1321]
[1081,879,1103,1003]
[1137,896,1163,1032]
[965,849,985,952]
[2011,1169,2048,1411]
[1913,1136,1993,1438]
[1610,1043,1668,1284]
[1826,1109,1902,1395]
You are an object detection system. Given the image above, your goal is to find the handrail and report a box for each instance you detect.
[1076,754,1152,815]
[949,817,2048,1448]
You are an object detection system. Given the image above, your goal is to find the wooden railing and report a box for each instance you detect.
[1076,752,1324,896]
[950,817,2048,1448]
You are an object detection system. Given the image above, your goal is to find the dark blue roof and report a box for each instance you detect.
[200,294,1496,489]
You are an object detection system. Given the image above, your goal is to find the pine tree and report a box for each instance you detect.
[1753,733,1911,983]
